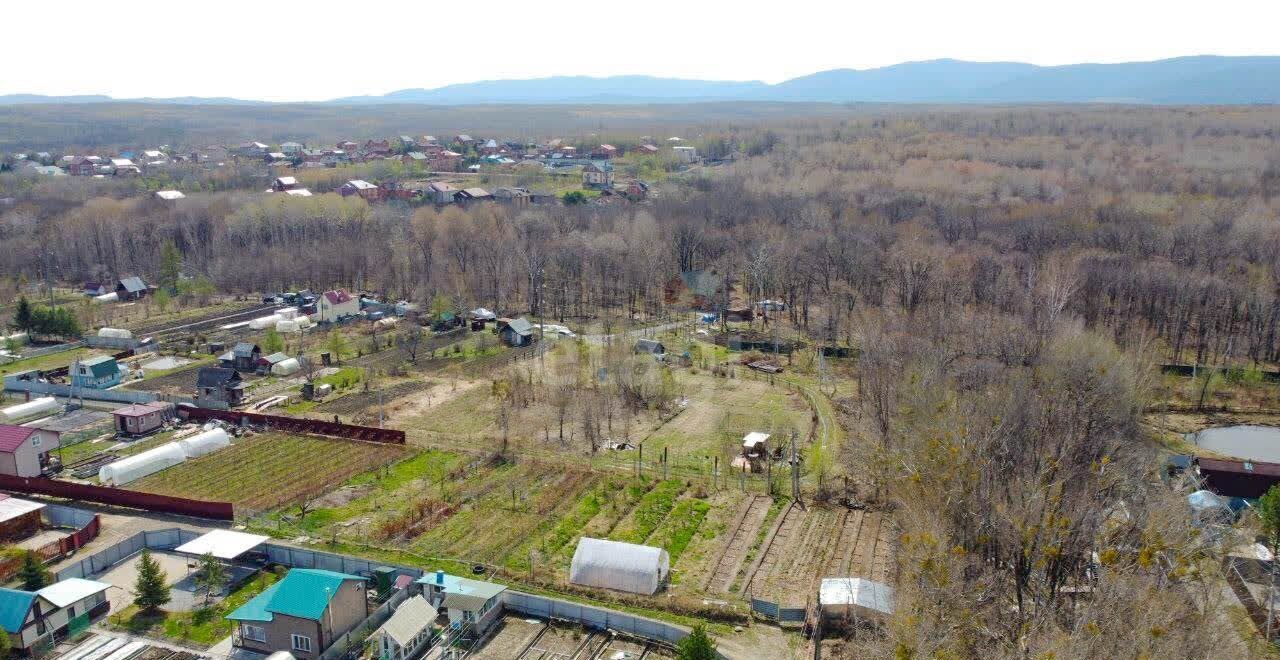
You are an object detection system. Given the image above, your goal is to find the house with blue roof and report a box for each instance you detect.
[227,569,369,659]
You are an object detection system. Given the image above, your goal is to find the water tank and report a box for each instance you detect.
[97,327,133,339]
[98,442,187,485]
[0,397,61,423]
[93,292,119,304]
[177,428,231,458]
[271,358,301,376]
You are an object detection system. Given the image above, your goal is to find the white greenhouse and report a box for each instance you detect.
[0,397,60,423]
[569,537,669,595]
[93,292,119,304]
[277,307,298,320]
[177,428,231,458]
[271,358,301,376]
[99,442,187,485]
[96,327,133,339]
[3,332,29,346]
[275,320,301,333]
[248,313,283,330]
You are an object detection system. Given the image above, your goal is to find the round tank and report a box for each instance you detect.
[93,292,119,304]
[98,442,187,485]
[177,428,230,458]
[0,397,60,423]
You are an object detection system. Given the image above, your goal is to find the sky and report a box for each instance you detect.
[6,0,1279,102]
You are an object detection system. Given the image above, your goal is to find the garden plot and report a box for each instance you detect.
[411,462,600,565]
[744,504,894,605]
[468,617,545,659]
[315,379,434,416]
[131,432,407,511]
[698,495,773,593]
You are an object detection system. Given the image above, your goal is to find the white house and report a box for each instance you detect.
[317,290,359,323]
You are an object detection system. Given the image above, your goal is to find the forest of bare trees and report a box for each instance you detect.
[3,104,1279,655]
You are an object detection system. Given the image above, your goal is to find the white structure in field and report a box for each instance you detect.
[569,537,669,595]
[818,577,894,623]
[99,442,187,485]
[176,428,230,458]
[0,397,60,423]
[175,529,269,560]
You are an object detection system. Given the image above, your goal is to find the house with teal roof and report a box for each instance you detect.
[227,569,369,659]
[71,355,121,389]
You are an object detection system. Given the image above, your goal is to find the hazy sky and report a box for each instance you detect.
[7,0,1278,101]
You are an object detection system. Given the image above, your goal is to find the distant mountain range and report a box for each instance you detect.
[5,56,1280,106]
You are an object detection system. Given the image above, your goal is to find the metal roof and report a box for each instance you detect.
[36,578,110,609]
[117,276,147,293]
[0,588,36,634]
[819,577,894,615]
[175,529,269,560]
[0,424,38,453]
[227,569,366,623]
[506,318,533,336]
[374,595,435,646]
[0,494,44,523]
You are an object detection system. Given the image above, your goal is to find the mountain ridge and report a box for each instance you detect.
[4,56,1279,105]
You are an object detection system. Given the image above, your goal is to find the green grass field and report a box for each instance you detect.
[131,432,407,511]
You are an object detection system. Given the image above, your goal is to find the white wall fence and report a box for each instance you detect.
[2,373,196,406]
[43,503,98,529]
[503,591,690,647]
[55,530,698,656]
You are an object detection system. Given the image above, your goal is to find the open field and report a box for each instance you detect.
[131,432,407,510]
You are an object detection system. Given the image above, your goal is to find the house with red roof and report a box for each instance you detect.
[0,425,60,478]
[317,290,359,323]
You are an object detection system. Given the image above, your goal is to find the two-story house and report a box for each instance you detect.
[227,569,369,659]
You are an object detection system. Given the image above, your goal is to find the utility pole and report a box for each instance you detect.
[790,431,801,504]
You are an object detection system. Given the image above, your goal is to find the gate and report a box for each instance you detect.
[751,598,779,620]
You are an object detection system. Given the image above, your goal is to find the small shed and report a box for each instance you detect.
[195,367,245,407]
[569,537,669,595]
[229,343,261,372]
[115,276,148,301]
[111,401,174,436]
[0,495,44,542]
[634,339,665,356]
[819,577,893,625]
[500,318,534,347]
[372,595,436,660]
